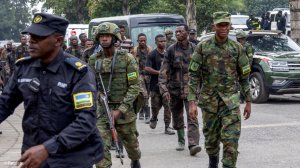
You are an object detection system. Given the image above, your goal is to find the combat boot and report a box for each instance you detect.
[131,160,141,168]
[189,145,201,156]
[208,155,219,168]
[144,105,150,124]
[176,128,185,151]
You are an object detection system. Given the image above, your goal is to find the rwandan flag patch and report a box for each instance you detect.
[242,65,251,75]
[127,72,137,81]
[73,92,93,109]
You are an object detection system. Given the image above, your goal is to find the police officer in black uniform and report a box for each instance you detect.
[0,13,103,168]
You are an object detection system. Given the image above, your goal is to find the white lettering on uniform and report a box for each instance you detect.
[17,78,32,83]
[57,82,67,88]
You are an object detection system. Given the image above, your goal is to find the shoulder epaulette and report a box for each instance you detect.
[15,56,32,65]
[64,57,87,71]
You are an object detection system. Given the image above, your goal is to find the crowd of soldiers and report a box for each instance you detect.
[0,11,252,168]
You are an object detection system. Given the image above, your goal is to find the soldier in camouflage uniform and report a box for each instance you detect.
[1,41,16,78]
[236,30,254,65]
[65,35,82,58]
[16,35,29,59]
[236,30,254,103]
[133,33,152,123]
[159,24,201,155]
[164,28,176,50]
[89,22,141,168]
[188,12,252,168]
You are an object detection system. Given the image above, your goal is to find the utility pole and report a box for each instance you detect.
[186,0,197,31]
[289,0,300,43]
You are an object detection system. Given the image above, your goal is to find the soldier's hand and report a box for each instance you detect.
[162,92,171,102]
[243,102,251,120]
[112,110,122,123]
[18,144,48,168]
[189,101,198,119]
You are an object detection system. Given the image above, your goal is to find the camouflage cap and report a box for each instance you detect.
[236,30,247,39]
[213,11,231,24]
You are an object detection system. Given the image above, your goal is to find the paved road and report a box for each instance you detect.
[0,94,299,168]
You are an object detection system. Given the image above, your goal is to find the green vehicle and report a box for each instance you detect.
[199,30,300,103]
[247,31,300,103]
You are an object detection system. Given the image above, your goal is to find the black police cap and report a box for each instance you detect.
[22,13,69,37]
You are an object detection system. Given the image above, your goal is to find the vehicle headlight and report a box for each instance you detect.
[268,61,289,72]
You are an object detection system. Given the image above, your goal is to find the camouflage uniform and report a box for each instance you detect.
[65,35,83,58]
[16,44,29,59]
[89,22,141,168]
[133,45,152,121]
[236,30,254,65]
[165,28,176,50]
[188,12,251,168]
[159,41,200,149]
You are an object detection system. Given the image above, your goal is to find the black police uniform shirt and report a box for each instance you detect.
[0,49,103,167]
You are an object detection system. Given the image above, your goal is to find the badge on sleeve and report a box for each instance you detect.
[127,72,137,81]
[242,65,251,75]
[73,92,93,109]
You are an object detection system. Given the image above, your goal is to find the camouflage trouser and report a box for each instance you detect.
[170,96,200,147]
[96,120,141,168]
[202,100,241,168]
[150,91,172,128]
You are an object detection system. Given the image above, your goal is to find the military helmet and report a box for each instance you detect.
[94,22,122,41]
[164,28,173,35]
[236,30,247,39]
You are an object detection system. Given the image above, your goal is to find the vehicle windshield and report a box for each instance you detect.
[246,35,300,52]
[231,17,248,25]
[131,26,177,48]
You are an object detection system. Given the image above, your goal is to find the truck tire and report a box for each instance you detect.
[249,72,269,103]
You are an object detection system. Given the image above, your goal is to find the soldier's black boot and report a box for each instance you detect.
[131,160,141,168]
[208,155,219,168]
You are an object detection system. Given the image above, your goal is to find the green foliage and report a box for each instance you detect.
[245,0,289,16]
[0,0,30,41]
[33,0,90,23]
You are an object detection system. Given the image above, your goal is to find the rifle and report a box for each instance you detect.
[95,60,123,165]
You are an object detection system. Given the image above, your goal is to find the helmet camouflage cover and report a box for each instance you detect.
[94,22,122,41]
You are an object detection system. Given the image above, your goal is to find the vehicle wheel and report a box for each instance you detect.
[249,72,269,103]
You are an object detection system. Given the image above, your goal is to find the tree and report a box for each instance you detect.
[289,0,300,43]
[33,0,90,23]
[186,0,197,30]
[0,0,31,41]
[245,0,289,16]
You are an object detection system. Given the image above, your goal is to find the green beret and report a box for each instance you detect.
[213,11,231,24]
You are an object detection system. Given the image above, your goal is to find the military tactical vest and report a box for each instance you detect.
[168,42,195,99]
[96,50,129,103]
